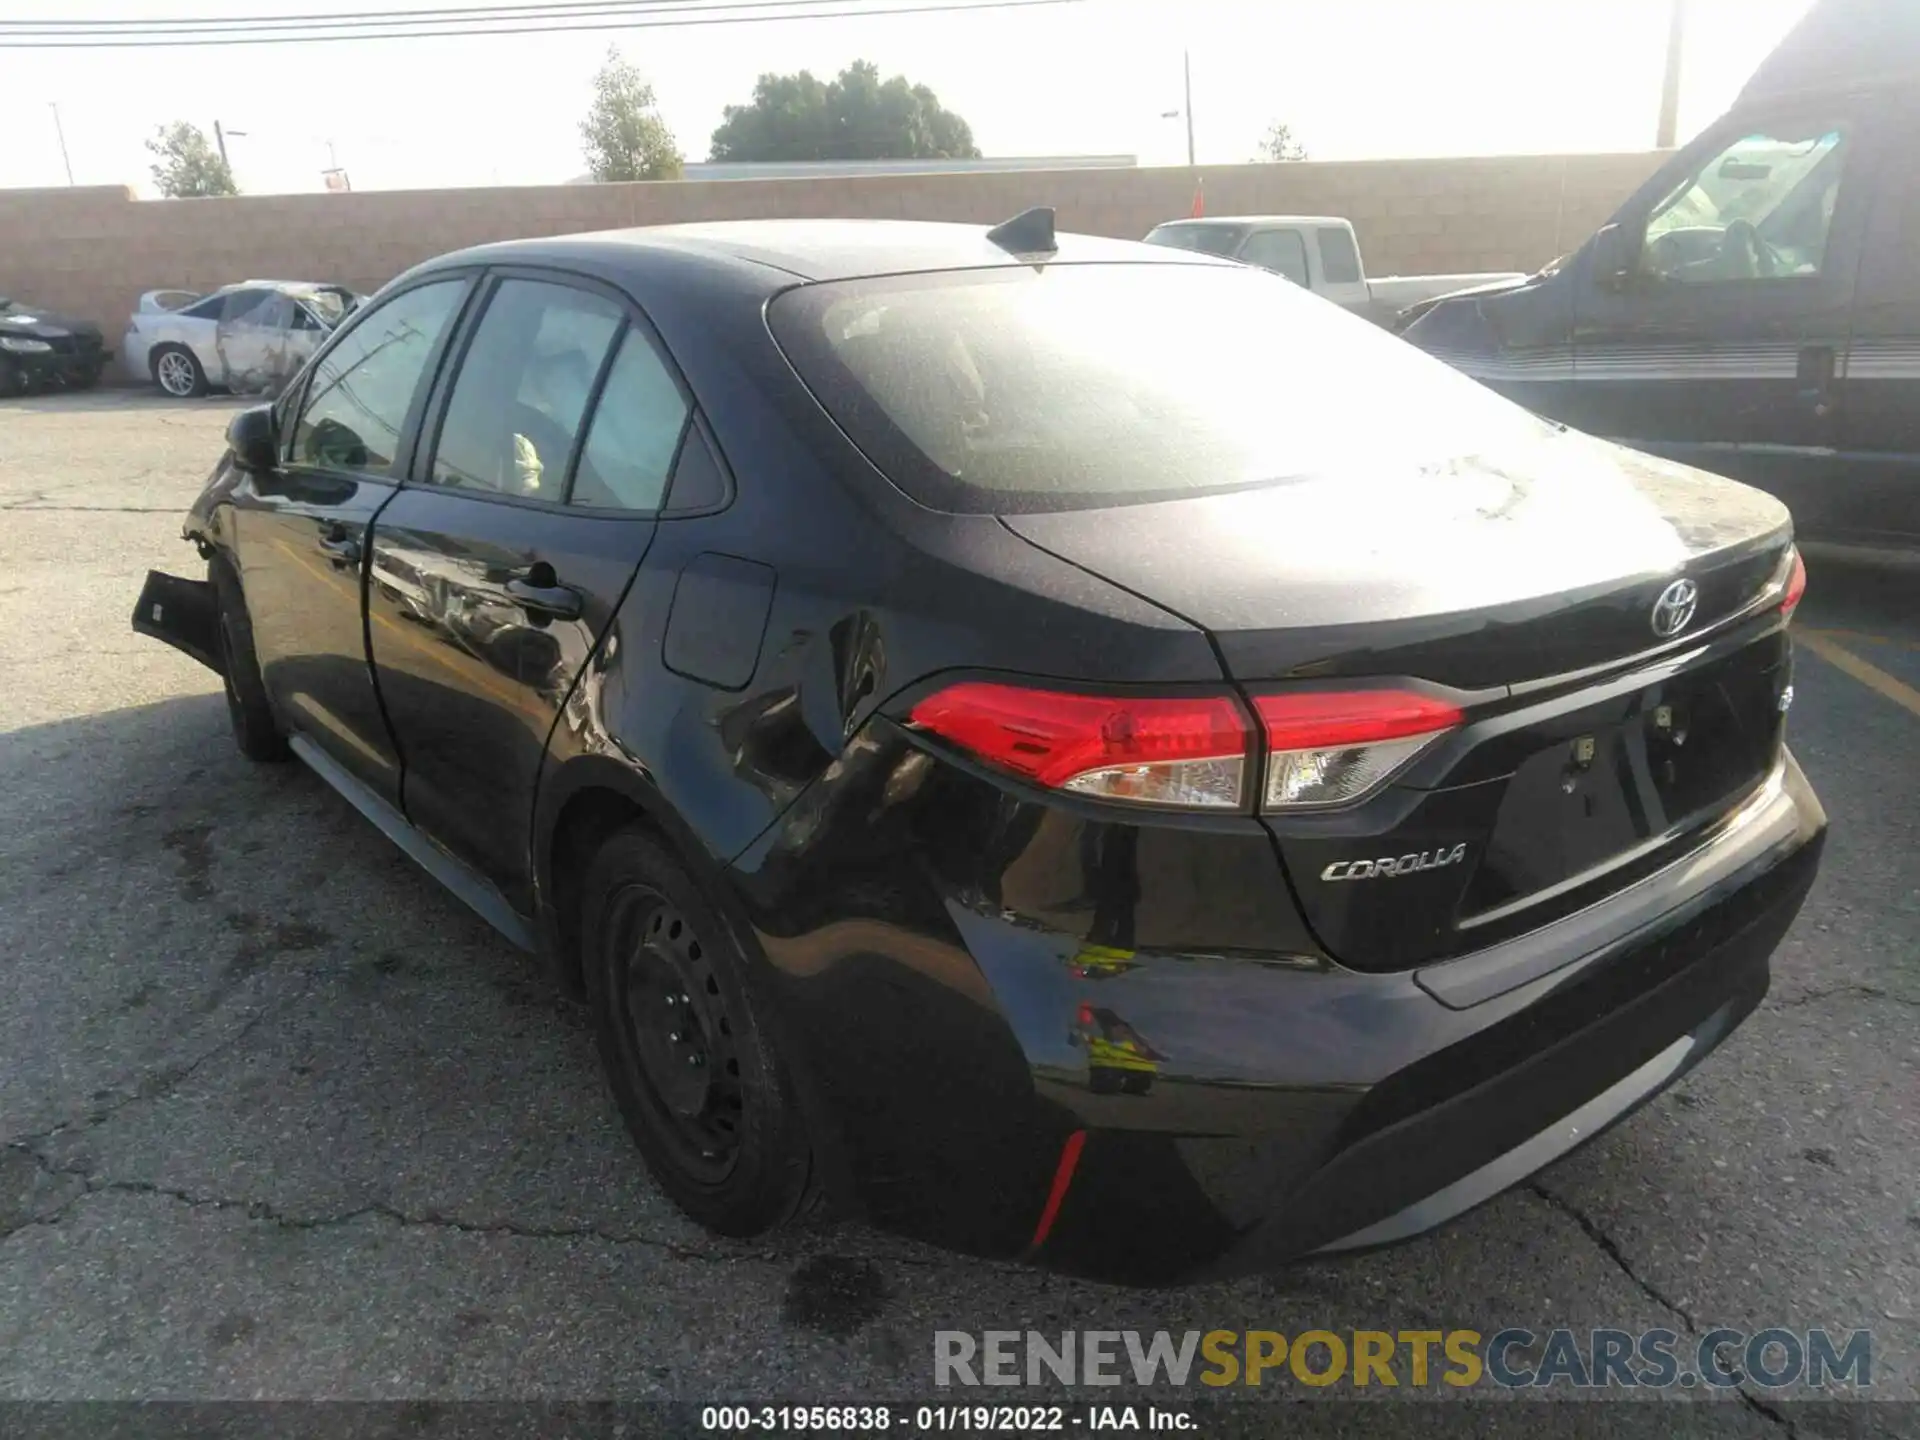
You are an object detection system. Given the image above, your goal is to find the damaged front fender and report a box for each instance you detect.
[131,570,225,676]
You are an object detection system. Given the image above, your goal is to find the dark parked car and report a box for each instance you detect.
[1402,0,1920,554]
[134,213,1825,1282]
[0,292,109,395]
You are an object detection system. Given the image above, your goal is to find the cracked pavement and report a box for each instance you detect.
[0,391,1914,1422]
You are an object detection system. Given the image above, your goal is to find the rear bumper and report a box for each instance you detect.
[745,740,1825,1283]
[1045,760,1821,1282]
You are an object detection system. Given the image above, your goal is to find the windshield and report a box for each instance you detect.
[769,263,1551,514]
[1142,224,1244,259]
[302,289,352,325]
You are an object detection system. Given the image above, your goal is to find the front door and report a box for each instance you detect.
[1828,95,1920,547]
[1566,107,1876,520]
[366,272,694,907]
[230,275,472,804]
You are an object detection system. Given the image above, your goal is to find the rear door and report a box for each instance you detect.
[1829,92,1920,546]
[365,269,695,908]
[230,274,473,805]
[1566,106,1878,509]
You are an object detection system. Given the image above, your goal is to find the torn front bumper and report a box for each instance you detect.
[131,569,223,676]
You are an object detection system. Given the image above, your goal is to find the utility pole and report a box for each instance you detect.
[1183,49,1196,167]
[215,119,230,166]
[1656,0,1687,148]
[49,102,73,186]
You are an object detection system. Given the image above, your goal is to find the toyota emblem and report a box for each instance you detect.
[1651,578,1699,638]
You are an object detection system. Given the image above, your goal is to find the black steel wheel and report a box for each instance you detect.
[608,893,747,1182]
[581,826,817,1236]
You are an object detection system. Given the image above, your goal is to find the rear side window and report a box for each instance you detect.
[569,328,691,512]
[1237,229,1310,286]
[1316,227,1363,284]
[769,264,1548,514]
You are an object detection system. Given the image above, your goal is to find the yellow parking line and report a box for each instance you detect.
[1798,629,1920,720]
[1800,624,1920,654]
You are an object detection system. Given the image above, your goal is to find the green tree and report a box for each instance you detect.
[146,121,238,198]
[709,60,980,163]
[1254,122,1309,162]
[580,46,684,182]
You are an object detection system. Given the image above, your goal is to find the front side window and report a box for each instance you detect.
[430,279,623,500]
[1640,121,1849,283]
[291,279,465,476]
[1237,229,1310,286]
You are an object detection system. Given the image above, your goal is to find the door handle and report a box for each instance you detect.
[317,530,360,565]
[506,573,583,621]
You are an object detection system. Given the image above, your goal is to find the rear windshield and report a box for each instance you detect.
[768,262,1551,513]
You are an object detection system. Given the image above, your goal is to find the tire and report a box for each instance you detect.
[210,560,291,763]
[0,357,29,399]
[152,344,207,398]
[68,364,101,391]
[581,826,816,1236]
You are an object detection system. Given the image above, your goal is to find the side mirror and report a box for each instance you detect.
[1591,223,1636,290]
[226,404,279,473]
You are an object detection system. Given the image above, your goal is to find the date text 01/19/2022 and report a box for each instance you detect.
[699,1405,1196,1431]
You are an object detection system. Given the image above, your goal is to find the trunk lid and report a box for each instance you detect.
[1003,433,1797,971]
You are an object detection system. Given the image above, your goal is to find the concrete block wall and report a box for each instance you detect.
[0,153,1668,378]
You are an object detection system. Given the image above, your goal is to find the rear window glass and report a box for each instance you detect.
[1316,226,1364,284]
[768,263,1549,514]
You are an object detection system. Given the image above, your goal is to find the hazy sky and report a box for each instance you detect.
[1,0,1819,195]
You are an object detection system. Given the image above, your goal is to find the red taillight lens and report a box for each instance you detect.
[1780,548,1807,620]
[1253,690,1463,810]
[907,682,1250,809]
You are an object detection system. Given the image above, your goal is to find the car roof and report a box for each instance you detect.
[416,218,1236,289]
[1739,0,1920,107]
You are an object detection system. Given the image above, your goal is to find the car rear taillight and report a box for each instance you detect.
[1254,690,1463,810]
[1780,547,1807,621]
[907,682,1250,809]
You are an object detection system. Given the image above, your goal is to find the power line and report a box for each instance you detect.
[0,0,871,32]
[0,0,1081,46]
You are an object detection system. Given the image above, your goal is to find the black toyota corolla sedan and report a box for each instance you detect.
[133,212,1825,1282]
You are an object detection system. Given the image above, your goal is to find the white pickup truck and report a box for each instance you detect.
[1142,215,1527,329]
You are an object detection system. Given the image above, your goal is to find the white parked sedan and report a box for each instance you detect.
[122,280,362,398]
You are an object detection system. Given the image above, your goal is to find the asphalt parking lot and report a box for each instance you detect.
[1,391,1914,1425]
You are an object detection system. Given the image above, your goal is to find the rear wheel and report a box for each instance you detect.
[581,827,816,1236]
[152,345,207,398]
[210,561,291,763]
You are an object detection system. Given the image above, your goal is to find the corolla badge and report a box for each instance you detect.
[1650,578,1699,639]
[1321,844,1468,882]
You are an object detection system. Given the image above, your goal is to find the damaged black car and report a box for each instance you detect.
[134,216,1826,1282]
